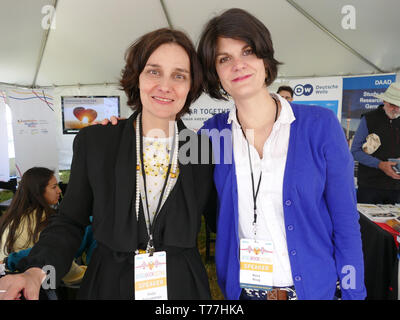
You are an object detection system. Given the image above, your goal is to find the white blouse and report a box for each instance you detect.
[228,94,296,287]
[139,136,179,229]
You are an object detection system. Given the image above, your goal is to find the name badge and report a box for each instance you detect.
[239,238,273,290]
[134,251,168,300]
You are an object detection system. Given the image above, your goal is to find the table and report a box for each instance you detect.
[359,213,399,300]
[375,222,400,248]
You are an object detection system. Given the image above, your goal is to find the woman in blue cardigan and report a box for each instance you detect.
[197,8,366,300]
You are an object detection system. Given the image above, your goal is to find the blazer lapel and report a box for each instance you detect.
[113,112,140,251]
[114,113,137,214]
[176,120,197,216]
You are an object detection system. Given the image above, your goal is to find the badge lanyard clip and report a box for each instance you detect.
[146,235,155,256]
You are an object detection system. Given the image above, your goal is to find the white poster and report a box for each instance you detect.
[289,76,343,120]
[7,89,59,178]
[0,92,10,182]
[181,93,234,131]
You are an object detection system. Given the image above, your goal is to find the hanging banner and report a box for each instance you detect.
[0,91,10,182]
[181,93,233,131]
[7,89,59,178]
[341,73,396,143]
[289,76,343,120]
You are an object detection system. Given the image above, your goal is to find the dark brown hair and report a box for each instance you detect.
[0,167,56,255]
[277,85,294,97]
[197,8,282,100]
[120,28,203,120]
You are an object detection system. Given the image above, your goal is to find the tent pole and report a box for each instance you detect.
[0,82,33,89]
[43,82,120,89]
[286,0,386,73]
[0,82,122,90]
[160,0,174,29]
[31,0,58,88]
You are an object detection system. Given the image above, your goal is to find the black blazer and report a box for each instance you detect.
[19,112,216,299]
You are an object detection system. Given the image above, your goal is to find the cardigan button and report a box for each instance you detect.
[287,225,294,231]
[294,276,302,282]
[290,250,297,256]
[285,200,292,206]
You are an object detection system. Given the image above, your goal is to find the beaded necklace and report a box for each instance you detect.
[135,113,179,254]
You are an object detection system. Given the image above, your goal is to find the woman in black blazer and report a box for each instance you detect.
[0,28,216,300]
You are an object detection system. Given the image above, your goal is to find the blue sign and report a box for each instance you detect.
[341,74,396,141]
[296,100,338,116]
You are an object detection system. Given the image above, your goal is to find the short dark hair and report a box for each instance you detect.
[197,8,282,100]
[120,28,203,119]
[277,85,294,97]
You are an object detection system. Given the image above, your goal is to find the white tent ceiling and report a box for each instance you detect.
[1,0,399,88]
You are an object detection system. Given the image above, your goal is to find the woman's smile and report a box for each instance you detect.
[232,74,252,83]
[152,95,175,104]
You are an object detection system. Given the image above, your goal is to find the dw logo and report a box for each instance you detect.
[294,84,313,96]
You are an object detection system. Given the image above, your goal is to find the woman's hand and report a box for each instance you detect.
[0,267,45,300]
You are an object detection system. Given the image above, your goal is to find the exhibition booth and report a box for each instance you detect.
[0,0,399,301]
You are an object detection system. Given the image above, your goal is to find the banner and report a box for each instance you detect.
[7,89,59,178]
[0,91,9,182]
[289,77,343,119]
[341,74,396,143]
[181,93,233,131]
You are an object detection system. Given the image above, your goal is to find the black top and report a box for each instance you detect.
[18,112,217,299]
[358,105,400,190]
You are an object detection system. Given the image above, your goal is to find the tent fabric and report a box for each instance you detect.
[1,0,399,88]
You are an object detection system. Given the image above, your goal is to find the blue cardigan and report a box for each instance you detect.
[200,104,366,300]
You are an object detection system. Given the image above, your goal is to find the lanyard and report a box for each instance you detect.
[236,97,279,237]
[138,113,176,255]
[241,128,262,237]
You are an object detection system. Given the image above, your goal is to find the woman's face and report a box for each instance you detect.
[215,37,267,100]
[139,43,191,122]
[43,175,61,205]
